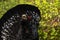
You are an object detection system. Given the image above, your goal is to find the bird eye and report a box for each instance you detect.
[22,14,27,20]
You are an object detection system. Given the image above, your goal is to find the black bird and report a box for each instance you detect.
[0,4,41,40]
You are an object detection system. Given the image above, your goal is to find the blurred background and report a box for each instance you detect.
[0,0,60,40]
